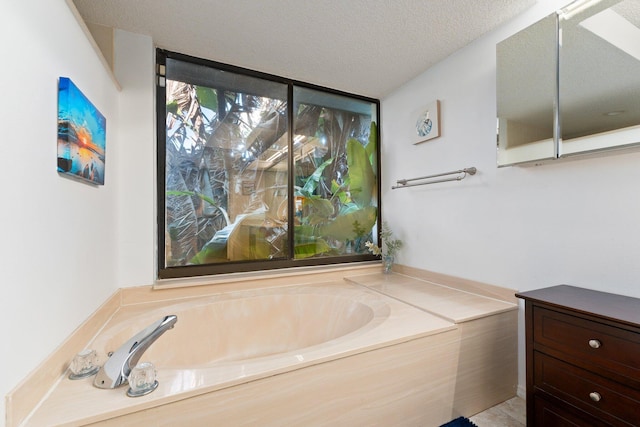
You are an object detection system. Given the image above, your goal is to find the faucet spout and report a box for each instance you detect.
[94,315,177,389]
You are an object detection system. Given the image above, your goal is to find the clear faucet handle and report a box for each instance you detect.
[69,349,99,380]
[127,362,158,397]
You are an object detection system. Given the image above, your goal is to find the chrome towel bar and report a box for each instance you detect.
[392,167,477,189]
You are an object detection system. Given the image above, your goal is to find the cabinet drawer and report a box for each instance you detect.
[534,352,640,426]
[533,394,610,427]
[533,306,640,382]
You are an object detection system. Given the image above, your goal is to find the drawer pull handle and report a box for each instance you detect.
[589,392,602,402]
[588,339,601,349]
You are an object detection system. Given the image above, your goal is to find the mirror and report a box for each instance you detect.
[559,0,640,156]
[496,0,640,166]
[497,13,558,166]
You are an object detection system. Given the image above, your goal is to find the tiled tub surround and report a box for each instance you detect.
[8,266,518,426]
[347,273,519,416]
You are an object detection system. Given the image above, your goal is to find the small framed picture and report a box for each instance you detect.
[411,100,440,144]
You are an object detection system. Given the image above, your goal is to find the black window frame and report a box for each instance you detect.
[156,49,381,279]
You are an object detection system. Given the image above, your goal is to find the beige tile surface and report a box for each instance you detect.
[23,281,457,426]
[345,273,517,323]
[393,264,518,303]
[87,331,465,427]
[469,396,526,427]
[10,265,519,427]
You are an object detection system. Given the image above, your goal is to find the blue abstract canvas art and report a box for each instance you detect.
[57,77,106,185]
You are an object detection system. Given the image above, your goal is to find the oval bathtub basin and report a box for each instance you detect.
[92,284,386,368]
[24,281,457,426]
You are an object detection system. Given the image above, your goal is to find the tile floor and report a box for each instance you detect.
[468,396,526,427]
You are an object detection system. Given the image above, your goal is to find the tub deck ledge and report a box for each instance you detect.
[344,272,518,323]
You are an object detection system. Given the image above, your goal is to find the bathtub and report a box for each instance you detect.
[24,280,464,426]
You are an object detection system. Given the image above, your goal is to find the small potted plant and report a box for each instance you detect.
[365,221,403,273]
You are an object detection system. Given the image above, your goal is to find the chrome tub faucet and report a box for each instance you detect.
[94,315,177,389]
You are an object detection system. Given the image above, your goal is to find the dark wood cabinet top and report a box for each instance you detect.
[516,285,640,329]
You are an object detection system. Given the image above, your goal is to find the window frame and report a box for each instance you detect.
[156,49,381,279]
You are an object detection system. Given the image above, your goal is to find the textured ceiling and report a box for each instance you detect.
[72,0,535,98]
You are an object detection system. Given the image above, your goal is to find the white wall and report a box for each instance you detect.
[0,2,141,426]
[382,0,640,395]
[112,30,157,288]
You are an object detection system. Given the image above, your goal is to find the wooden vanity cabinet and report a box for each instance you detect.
[516,285,640,426]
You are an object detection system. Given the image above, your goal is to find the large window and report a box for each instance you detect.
[157,50,380,278]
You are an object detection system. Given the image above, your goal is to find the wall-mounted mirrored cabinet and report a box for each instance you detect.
[497,0,640,167]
